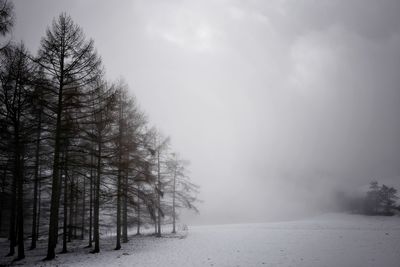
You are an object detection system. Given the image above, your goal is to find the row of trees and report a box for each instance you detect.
[0,1,199,261]
[336,181,399,216]
[364,181,398,215]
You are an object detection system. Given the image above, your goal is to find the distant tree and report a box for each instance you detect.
[365,181,380,214]
[378,185,398,215]
[364,181,398,215]
[149,130,170,237]
[166,153,199,233]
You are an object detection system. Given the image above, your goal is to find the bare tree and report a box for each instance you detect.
[0,43,35,260]
[0,10,200,262]
[89,81,115,253]
[30,69,47,250]
[166,154,199,233]
[37,13,101,260]
[147,129,170,237]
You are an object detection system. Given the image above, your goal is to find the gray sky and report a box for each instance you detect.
[12,0,400,224]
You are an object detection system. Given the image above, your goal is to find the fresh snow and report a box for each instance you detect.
[1,213,400,266]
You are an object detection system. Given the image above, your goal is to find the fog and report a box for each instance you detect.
[13,0,400,225]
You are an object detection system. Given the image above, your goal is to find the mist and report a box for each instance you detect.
[12,0,400,225]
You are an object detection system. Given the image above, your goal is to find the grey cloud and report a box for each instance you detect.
[12,0,400,224]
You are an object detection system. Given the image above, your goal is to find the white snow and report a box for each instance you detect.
[1,213,400,266]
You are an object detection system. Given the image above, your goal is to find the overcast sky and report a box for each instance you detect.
[12,0,400,224]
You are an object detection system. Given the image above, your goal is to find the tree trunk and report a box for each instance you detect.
[92,140,101,253]
[81,175,86,240]
[14,111,25,259]
[136,189,140,235]
[115,167,121,250]
[88,152,93,247]
[156,150,161,237]
[73,189,78,238]
[7,161,16,256]
[122,174,128,243]
[46,63,64,260]
[55,170,63,246]
[30,108,42,250]
[62,152,68,253]
[172,166,177,234]
[115,91,123,250]
[16,152,25,260]
[37,174,41,240]
[0,168,6,242]
[68,176,73,242]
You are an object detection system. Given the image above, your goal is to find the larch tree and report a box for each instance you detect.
[0,9,200,263]
[29,68,47,250]
[146,129,170,237]
[89,80,115,253]
[37,13,102,260]
[166,154,199,233]
[0,43,35,259]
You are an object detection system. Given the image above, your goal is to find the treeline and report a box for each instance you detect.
[336,181,399,216]
[0,1,199,261]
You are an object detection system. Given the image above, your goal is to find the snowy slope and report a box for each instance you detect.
[1,213,400,267]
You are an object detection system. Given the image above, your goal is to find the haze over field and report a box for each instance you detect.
[1,1,400,267]
[12,0,400,225]
[2,213,400,267]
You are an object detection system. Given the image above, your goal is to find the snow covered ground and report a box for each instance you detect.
[1,213,400,266]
